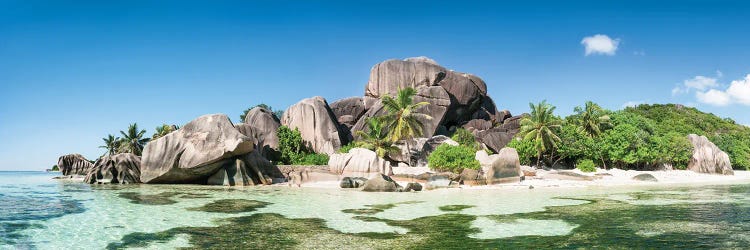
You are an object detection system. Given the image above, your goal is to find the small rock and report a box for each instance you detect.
[631,173,658,182]
[362,174,402,192]
[425,176,452,190]
[528,185,534,189]
[404,182,423,192]
[340,177,368,188]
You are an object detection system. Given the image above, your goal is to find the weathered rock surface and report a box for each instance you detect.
[328,148,393,178]
[238,107,281,158]
[364,57,494,131]
[425,175,452,190]
[281,96,346,154]
[206,151,282,186]
[459,168,485,186]
[404,182,423,192]
[84,153,141,184]
[57,154,94,176]
[463,119,493,132]
[362,174,402,192]
[340,177,368,188]
[543,171,594,181]
[140,114,255,184]
[476,148,522,184]
[476,128,515,153]
[330,97,366,129]
[687,134,733,175]
[632,173,658,182]
[389,135,459,167]
[411,86,451,137]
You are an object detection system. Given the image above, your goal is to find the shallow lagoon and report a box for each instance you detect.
[1,171,749,249]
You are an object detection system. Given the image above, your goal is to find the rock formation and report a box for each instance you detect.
[388,135,458,167]
[140,114,256,184]
[57,154,94,176]
[84,153,141,184]
[237,107,281,158]
[476,148,522,184]
[281,96,347,154]
[328,148,392,178]
[362,174,402,192]
[330,97,366,129]
[687,134,733,175]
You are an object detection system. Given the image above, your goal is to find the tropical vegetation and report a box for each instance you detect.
[509,102,750,170]
[353,117,399,158]
[427,144,481,173]
[276,125,329,165]
[152,124,179,140]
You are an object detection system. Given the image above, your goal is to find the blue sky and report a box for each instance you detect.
[1,0,749,170]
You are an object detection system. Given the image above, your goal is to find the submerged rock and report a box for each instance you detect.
[362,174,402,192]
[281,96,347,154]
[687,134,733,175]
[631,173,658,182]
[84,153,141,184]
[57,154,94,176]
[340,177,368,188]
[140,114,255,184]
[404,182,423,192]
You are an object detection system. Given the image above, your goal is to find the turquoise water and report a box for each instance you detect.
[1,171,749,249]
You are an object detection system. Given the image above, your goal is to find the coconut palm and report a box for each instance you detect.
[380,87,433,163]
[119,123,150,156]
[152,124,179,140]
[380,87,432,142]
[573,101,611,137]
[519,101,562,167]
[99,134,121,156]
[355,117,400,158]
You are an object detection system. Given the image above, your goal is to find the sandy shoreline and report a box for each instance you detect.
[281,168,750,190]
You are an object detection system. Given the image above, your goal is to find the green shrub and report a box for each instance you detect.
[338,143,356,154]
[451,128,480,150]
[427,144,480,173]
[576,159,597,172]
[298,153,329,165]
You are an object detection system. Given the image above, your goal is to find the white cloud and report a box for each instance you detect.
[622,100,645,108]
[691,74,750,106]
[726,75,750,105]
[684,76,719,91]
[696,89,731,106]
[581,34,620,56]
[633,50,646,56]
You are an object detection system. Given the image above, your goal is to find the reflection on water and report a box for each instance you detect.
[1,171,749,249]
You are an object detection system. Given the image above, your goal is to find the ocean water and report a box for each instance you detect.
[1,171,749,249]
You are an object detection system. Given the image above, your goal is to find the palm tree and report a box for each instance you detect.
[573,101,612,137]
[152,124,179,140]
[519,101,562,167]
[119,123,150,156]
[380,87,432,163]
[355,117,400,159]
[99,134,121,156]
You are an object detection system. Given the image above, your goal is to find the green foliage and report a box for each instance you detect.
[99,134,122,156]
[381,87,432,142]
[240,104,283,122]
[297,153,330,165]
[576,159,597,172]
[451,128,480,150]
[338,143,356,154]
[427,144,480,173]
[119,123,150,156]
[276,125,329,165]
[354,117,400,158]
[51,165,59,171]
[507,138,536,166]
[152,124,178,140]
[518,101,562,166]
[570,101,612,137]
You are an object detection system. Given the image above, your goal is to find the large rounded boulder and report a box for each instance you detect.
[476,148,522,184]
[281,96,347,154]
[140,114,255,184]
[57,154,94,176]
[328,148,392,178]
[237,107,281,158]
[687,134,733,175]
[330,97,366,129]
[84,153,141,184]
